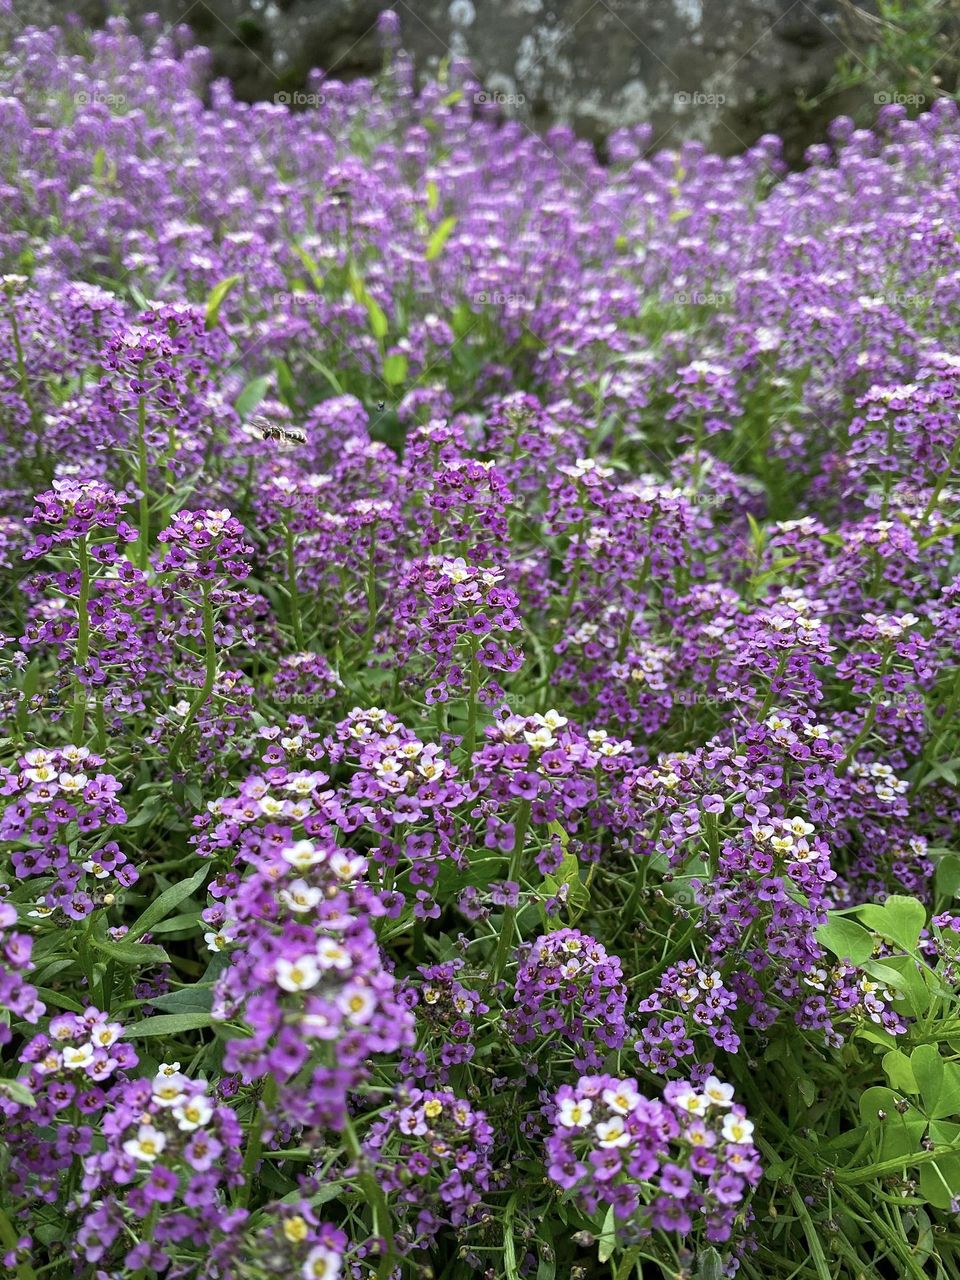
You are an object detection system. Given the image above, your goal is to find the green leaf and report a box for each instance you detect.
[615,1247,644,1280]
[303,352,344,395]
[912,1044,945,1117]
[0,1078,37,1107]
[856,895,926,952]
[882,1049,918,1094]
[503,1194,519,1280]
[235,374,272,420]
[90,934,169,967]
[204,273,241,330]
[127,1012,215,1037]
[127,863,208,940]
[816,914,875,964]
[274,357,297,410]
[382,353,408,386]
[597,1204,617,1264]
[425,215,457,261]
[696,1248,723,1280]
[365,293,389,341]
[935,853,960,900]
[425,179,439,212]
[291,242,323,289]
[148,984,214,1014]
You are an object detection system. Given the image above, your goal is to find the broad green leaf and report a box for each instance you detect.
[127,1012,215,1037]
[235,374,272,419]
[204,273,241,330]
[816,915,874,964]
[911,1044,944,1117]
[695,1248,723,1280]
[597,1204,617,1264]
[148,984,214,1014]
[90,934,168,967]
[935,853,960,900]
[882,1048,918,1094]
[857,895,926,952]
[0,1079,37,1107]
[382,353,408,386]
[426,215,457,261]
[365,293,389,340]
[128,863,208,940]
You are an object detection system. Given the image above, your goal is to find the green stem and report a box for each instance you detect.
[491,800,531,983]
[462,640,480,765]
[840,650,893,772]
[170,584,216,774]
[0,1206,35,1280]
[341,1111,395,1280]
[131,1203,161,1280]
[921,430,960,523]
[72,534,91,744]
[757,652,789,721]
[136,392,149,570]
[283,522,304,649]
[359,532,378,660]
[240,1076,277,1209]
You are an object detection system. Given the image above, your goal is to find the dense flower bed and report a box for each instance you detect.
[3,14,960,1280]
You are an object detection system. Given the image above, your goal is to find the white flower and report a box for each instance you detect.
[282,840,325,869]
[275,955,321,992]
[157,1061,181,1076]
[123,1124,167,1163]
[557,1097,592,1128]
[278,879,323,913]
[329,851,367,882]
[702,1076,735,1108]
[62,1043,95,1071]
[673,1088,709,1117]
[316,938,352,971]
[204,929,231,953]
[602,1083,640,1115]
[595,1115,632,1148]
[302,1245,341,1280]
[337,984,376,1024]
[152,1072,189,1107]
[721,1114,755,1144]
[57,772,88,794]
[173,1094,214,1131]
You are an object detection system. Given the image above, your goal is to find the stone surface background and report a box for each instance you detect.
[7,0,880,159]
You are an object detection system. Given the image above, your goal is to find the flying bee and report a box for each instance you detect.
[253,416,306,446]
[377,400,385,412]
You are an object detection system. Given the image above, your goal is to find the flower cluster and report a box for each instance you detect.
[547,1074,761,1243]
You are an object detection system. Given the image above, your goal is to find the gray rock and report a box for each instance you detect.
[6,0,871,159]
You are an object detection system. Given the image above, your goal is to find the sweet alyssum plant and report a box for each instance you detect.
[3,13,960,1280]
